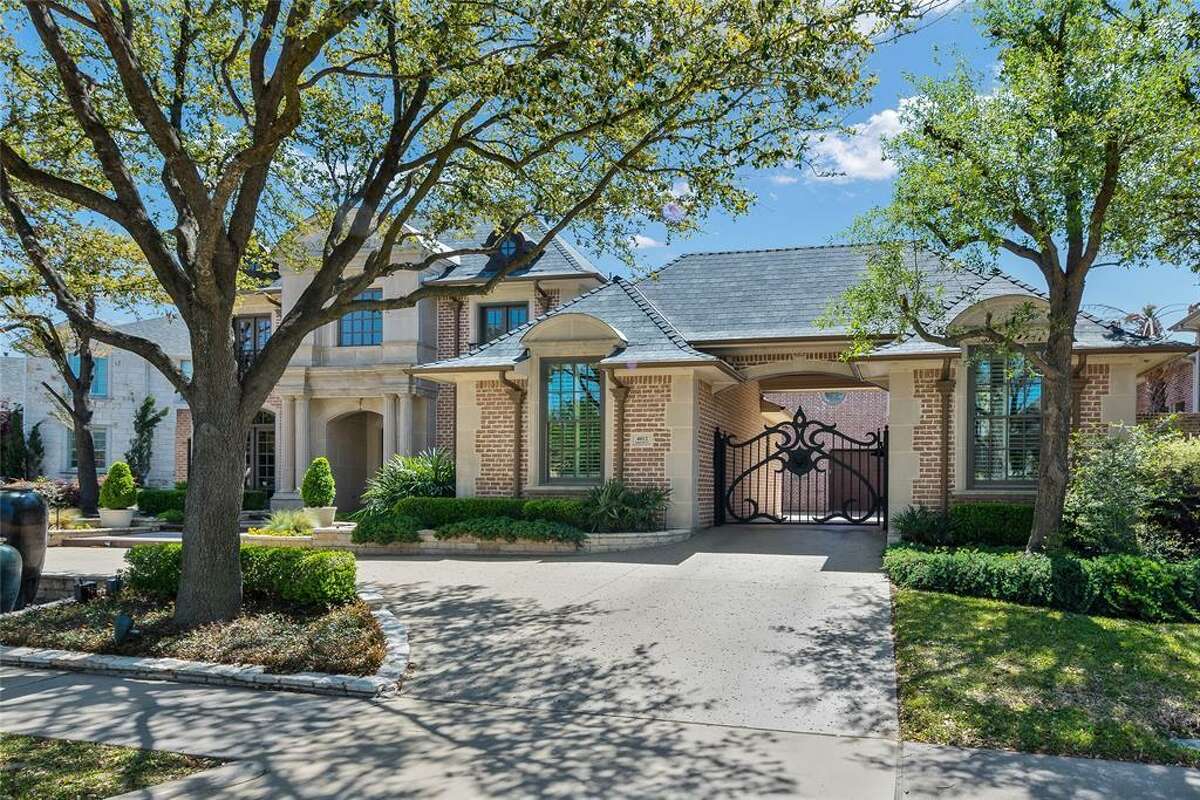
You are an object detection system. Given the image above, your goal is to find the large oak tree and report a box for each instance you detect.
[829,0,1200,552]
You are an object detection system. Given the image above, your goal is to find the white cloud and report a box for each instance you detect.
[766,173,800,185]
[809,101,910,182]
[630,234,664,249]
[669,180,692,198]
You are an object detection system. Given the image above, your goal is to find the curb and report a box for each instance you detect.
[0,592,409,699]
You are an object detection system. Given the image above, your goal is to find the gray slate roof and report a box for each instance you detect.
[112,315,192,358]
[415,277,726,372]
[424,221,603,285]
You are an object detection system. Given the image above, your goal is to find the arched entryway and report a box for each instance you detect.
[325,410,383,511]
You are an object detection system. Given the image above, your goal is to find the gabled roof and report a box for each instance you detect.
[869,270,1194,358]
[424,221,604,285]
[412,277,730,374]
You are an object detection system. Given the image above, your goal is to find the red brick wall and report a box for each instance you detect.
[614,374,671,491]
[1077,362,1109,433]
[1137,356,1194,414]
[435,298,470,454]
[696,380,769,527]
[473,378,528,496]
[911,367,956,510]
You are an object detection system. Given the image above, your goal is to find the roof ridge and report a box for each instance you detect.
[617,278,702,357]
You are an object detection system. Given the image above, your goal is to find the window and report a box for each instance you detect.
[338,289,383,346]
[480,303,529,344]
[67,354,109,397]
[499,236,518,259]
[969,351,1042,486]
[823,391,846,406]
[543,360,602,482]
[177,360,192,400]
[69,427,108,471]
[234,315,271,371]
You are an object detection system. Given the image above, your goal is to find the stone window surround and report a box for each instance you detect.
[539,357,605,485]
[67,423,109,473]
[479,301,531,345]
[964,348,1042,490]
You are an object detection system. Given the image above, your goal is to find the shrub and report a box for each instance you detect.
[99,462,137,510]
[893,505,954,546]
[883,544,1200,623]
[257,508,314,536]
[357,449,455,521]
[393,496,527,527]
[138,488,187,516]
[301,457,335,508]
[948,502,1034,548]
[435,516,588,544]
[157,509,184,524]
[242,489,269,511]
[124,543,356,607]
[1141,433,1200,561]
[585,480,670,532]
[522,498,590,528]
[352,511,422,544]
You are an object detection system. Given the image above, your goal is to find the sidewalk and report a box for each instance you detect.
[3,667,1198,799]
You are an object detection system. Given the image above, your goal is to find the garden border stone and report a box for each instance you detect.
[0,588,410,699]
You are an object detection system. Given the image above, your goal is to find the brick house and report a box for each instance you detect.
[1137,303,1200,415]
[411,244,1194,529]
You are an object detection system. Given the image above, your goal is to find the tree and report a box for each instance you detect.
[25,421,43,478]
[124,396,169,485]
[0,403,27,480]
[1,221,159,514]
[828,0,1200,551]
[0,0,927,625]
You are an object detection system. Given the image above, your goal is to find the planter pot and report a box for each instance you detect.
[0,488,48,611]
[0,543,22,612]
[305,507,337,527]
[98,508,135,528]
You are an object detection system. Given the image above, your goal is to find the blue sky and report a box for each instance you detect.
[598,4,1200,329]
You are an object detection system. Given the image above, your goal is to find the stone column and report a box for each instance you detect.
[295,394,310,477]
[279,395,296,492]
[382,393,398,462]
[398,392,414,457]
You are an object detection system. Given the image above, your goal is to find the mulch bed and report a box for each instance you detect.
[0,594,385,676]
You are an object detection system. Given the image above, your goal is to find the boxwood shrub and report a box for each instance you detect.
[393,497,528,527]
[352,511,422,544]
[521,498,590,529]
[137,487,270,515]
[947,501,1035,547]
[883,544,1200,623]
[124,543,357,607]
[435,516,588,544]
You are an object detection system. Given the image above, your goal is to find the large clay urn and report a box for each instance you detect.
[0,488,48,611]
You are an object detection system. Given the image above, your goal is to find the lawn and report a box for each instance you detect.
[0,594,385,676]
[893,588,1200,767]
[0,734,222,800]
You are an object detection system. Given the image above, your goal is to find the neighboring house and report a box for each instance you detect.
[411,245,1195,530]
[0,316,191,487]
[1137,302,1199,415]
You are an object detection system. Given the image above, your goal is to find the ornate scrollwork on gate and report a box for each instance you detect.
[720,405,886,525]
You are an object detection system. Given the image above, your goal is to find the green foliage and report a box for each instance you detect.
[393,496,528,527]
[157,509,184,524]
[351,512,423,544]
[883,545,1200,623]
[137,488,186,516]
[124,544,357,607]
[123,396,169,485]
[893,505,955,546]
[948,502,1035,548]
[356,449,455,522]
[522,498,591,529]
[584,480,670,532]
[259,509,314,537]
[99,462,137,510]
[300,457,336,508]
[241,489,269,511]
[435,516,588,544]
[25,422,43,478]
[0,404,28,480]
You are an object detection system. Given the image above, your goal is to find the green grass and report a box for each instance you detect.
[0,734,221,800]
[893,588,1200,767]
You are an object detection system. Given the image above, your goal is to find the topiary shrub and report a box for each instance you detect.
[124,543,356,607]
[393,496,527,527]
[301,457,336,507]
[99,461,137,510]
[137,488,187,516]
[948,501,1035,548]
[352,511,422,544]
[435,516,588,544]
[522,498,590,528]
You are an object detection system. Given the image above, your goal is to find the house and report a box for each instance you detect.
[410,244,1195,529]
[1137,303,1200,420]
[0,316,191,487]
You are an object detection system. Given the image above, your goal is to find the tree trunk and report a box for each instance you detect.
[72,391,99,516]
[1026,328,1075,553]
[174,399,247,626]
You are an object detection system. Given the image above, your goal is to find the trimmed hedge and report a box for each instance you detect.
[435,516,588,544]
[393,497,528,527]
[138,487,272,515]
[352,511,422,544]
[883,544,1200,623]
[242,489,269,511]
[948,502,1035,547]
[521,498,590,529]
[124,543,357,607]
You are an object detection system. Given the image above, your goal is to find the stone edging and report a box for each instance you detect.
[0,589,409,699]
[310,527,693,555]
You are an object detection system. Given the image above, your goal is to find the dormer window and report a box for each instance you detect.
[499,236,518,260]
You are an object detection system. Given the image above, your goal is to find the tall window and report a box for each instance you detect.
[338,289,383,346]
[69,427,108,471]
[969,351,1042,486]
[67,354,109,397]
[480,303,529,344]
[234,315,271,371]
[543,361,602,482]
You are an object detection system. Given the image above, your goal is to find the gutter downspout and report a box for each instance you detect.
[935,358,955,512]
[498,371,525,497]
[604,368,630,481]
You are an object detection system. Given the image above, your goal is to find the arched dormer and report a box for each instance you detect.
[519,312,628,350]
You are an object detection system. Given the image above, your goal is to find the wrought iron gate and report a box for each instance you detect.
[714,406,887,526]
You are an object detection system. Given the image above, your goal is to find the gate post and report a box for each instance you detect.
[881,425,890,530]
[713,427,726,526]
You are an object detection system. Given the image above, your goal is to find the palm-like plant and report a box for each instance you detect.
[355,449,455,522]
